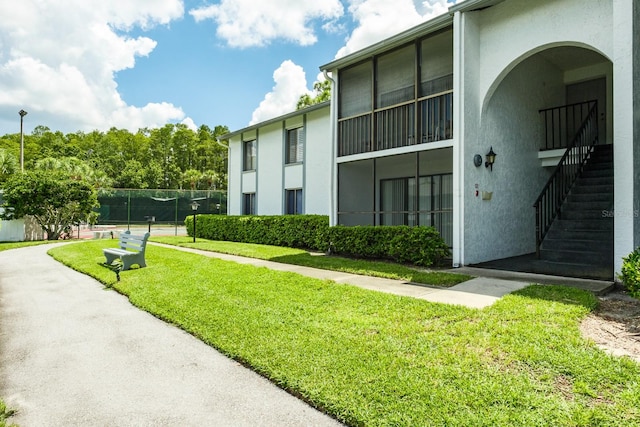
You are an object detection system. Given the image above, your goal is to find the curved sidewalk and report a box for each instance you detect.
[0,243,342,427]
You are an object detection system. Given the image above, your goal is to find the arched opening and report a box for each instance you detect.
[469,45,614,280]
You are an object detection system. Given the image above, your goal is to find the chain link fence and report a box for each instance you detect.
[96,189,227,229]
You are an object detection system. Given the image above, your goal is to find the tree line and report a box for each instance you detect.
[0,123,229,190]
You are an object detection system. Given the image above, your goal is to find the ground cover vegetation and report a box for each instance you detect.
[49,241,640,426]
[186,214,450,267]
[620,247,640,298]
[0,240,53,250]
[0,399,15,427]
[152,237,470,286]
[0,123,229,190]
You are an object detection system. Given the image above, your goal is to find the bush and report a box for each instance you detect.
[328,225,449,267]
[619,248,640,298]
[186,215,450,267]
[186,215,330,251]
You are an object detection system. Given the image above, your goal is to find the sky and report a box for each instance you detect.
[0,0,459,137]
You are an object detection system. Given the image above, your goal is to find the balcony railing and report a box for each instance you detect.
[338,91,453,157]
[338,113,372,156]
[539,100,597,150]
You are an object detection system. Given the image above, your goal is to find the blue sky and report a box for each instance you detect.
[0,0,458,136]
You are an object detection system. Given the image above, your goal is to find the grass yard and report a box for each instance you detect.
[0,240,53,252]
[48,240,640,426]
[151,236,470,287]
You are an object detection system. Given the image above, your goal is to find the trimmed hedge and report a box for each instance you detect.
[185,215,450,267]
[187,214,329,251]
[619,247,640,298]
[328,225,450,267]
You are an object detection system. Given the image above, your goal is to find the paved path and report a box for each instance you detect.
[0,243,343,427]
[152,243,533,309]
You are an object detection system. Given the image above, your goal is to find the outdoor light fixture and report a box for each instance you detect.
[18,109,27,172]
[485,146,497,171]
[190,201,200,243]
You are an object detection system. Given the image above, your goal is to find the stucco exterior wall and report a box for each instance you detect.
[476,0,613,114]
[614,0,638,274]
[227,137,242,215]
[463,47,567,263]
[634,0,640,250]
[255,122,284,215]
[304,108,332,215]
[226,105,331,217]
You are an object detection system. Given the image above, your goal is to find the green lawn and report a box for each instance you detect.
[151,236,470,287]
[0,240,53,252]
[48,240,640,426]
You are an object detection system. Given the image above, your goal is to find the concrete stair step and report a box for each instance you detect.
[539,248,611,265]
[541,237,612,252]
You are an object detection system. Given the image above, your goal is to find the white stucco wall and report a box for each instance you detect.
[459,0,614,264]
[476,0,613,115]
[613,0,637,274]
[255,122,283,215]
[463,55,563,263]
[304,108,332,215]
[226,105,331,217]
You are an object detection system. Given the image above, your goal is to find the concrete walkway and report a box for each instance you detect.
[0,244,342,427]
[152,243,613,309]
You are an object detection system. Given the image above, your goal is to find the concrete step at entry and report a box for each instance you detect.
[541,237,612,252]
[539,247,612,265]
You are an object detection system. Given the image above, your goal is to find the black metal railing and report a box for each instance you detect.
[539,100,597,150]
[337,91,453,157]
[534,102,599,257]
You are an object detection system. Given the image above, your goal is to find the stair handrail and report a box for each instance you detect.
[534,102,599,258]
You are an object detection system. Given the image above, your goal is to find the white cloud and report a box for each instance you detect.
[250,60,312,125]
[190,0,344,48]
[336,0,455,58]
[0,0,186,133]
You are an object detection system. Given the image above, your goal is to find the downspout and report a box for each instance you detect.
[323,69,337,226]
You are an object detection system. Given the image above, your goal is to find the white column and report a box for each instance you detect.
[612,0,636,276]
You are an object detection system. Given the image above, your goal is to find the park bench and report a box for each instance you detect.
[103,231,150,271]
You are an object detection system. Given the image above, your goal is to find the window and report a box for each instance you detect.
[243,140,256,171]
[286,127,304,164]
[243,193,255,215]
[285,189,303,214]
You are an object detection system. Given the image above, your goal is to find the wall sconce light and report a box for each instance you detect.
[485,146,497,171]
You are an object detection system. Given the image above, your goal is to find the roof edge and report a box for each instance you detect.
[219,101,330,141]
[449,0,506,14]
[319,13,453,71]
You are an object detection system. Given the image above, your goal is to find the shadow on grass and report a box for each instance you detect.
[512,284,599,310]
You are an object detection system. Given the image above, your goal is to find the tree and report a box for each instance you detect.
[297,79,331,110]
[1,170,99,240]
[0,149,18,183]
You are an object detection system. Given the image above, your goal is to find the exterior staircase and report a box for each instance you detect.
[538,144,613,279]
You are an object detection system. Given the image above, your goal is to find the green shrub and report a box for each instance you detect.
[186,215,449,267]
[328,225,449,266]
[186,214,330,251]
[619,247,640,298]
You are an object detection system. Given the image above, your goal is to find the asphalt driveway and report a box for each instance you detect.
[0,243,342,426]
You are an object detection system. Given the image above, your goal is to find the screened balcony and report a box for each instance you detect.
[337,29,454,157]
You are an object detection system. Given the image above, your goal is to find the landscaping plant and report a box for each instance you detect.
[620,247,640,298]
